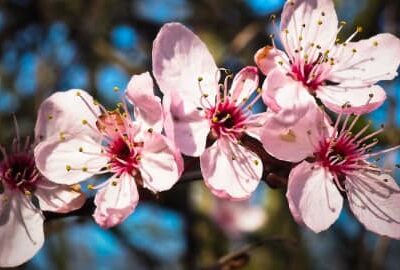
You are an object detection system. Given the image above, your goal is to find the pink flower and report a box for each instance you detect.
[256,0,400,123]
[153,23,266,200]
[0,124,85,267]
[34,74,183,229]
[261,106,400,238]
[211,198,267,238]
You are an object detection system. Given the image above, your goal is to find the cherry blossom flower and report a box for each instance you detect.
[152,22,266,200]
[261,105,400,238]
[211,198,266,238]
[34,75,183,228]
[255,0,400,123]
[0,121,85,267]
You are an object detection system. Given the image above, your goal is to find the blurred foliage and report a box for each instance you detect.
[0,0,400,269]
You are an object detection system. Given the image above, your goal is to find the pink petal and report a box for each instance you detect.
[317,84,386,114]
[254,46,289,76]
[245,112,270,141]
[93,174,139,228]
[163,93,209,156]
[35,89,101,142]
[35,179,86,213]
[329,33,400,84]
[287,161,343,233]
[262,68,316,124]
[346,172,400,239]
[152,22,219,110]
[280,0,338,57]
[230,66,259,104]
[261,104,328,163]
[201,140,262,200]
[0,194,44,267]
[34,135,108,185]
[125,72,163,133]
[140,133,182,192]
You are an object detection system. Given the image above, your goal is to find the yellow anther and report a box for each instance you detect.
[66,165,71,171]
[24,190,32,196]
[356,26,363,33]
[87,184,94,190]
[79,147,83,152]
[111,181,118,186]
[76,91,81,96]
[59,132,66,141]
[279,129,296,142]
[253,160,260,166]
[340,21,347,26]
[82,119,88,125]
[70,184,81,192]
[317,20,323,25]
[278,60,284,65]
[147,128,153,133]
[284,29,289,34]
[256,88,262,94]
[352,48,357,53]
[212,116,219,123]
[113,86,119,92]
[82,167,88,172]
[373,41,379,47]
[136,155,142,161]
[202,93,209,98]
[93,99,99,106]
[299,36,303,41]
[198,77,203,82]
[47,115,53,120]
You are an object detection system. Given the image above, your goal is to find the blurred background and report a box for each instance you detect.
[0,0,400,269]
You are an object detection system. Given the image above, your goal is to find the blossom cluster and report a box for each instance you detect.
[1,0,400,266]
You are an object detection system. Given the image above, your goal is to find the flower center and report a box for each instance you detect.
[0,153,40,193]
[206,98,247,140]
[290,59,328,91]
[316,136,362,176]
[105,135,143,177]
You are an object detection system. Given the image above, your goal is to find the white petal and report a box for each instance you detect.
[0,194,44,267]
[34,135,108,185]
[201,140,262,200]
[346,172,400,239]
[287,162,343,233]
[35,89,101,142]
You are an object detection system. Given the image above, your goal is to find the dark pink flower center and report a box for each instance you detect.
[291,61,326,91]
[0,153,40,193]
[206,99,247,140]
[106,136,142,177]
[315,135,363,177]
